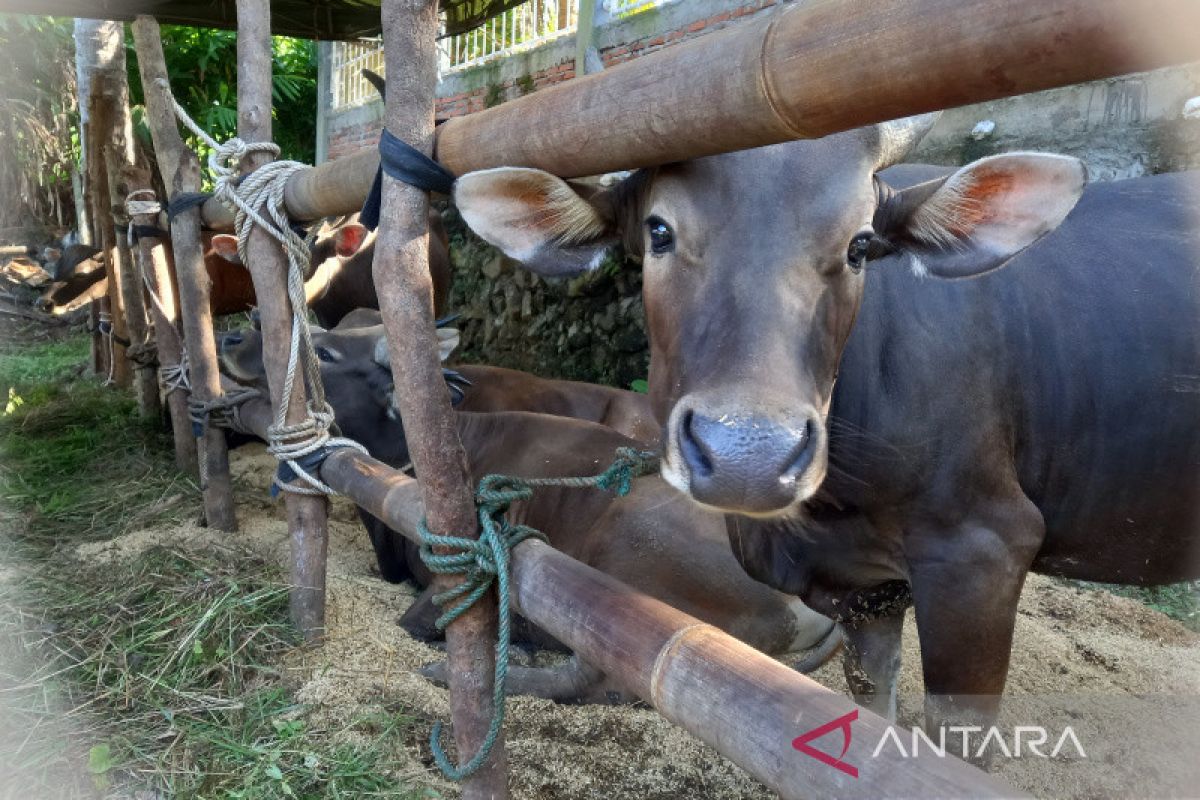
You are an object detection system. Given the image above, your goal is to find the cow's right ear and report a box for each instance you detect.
[211,234,243,265]
[454,167,618,277]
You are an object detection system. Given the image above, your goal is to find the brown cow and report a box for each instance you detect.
[218,322,840,701]
[449,120,1149,736]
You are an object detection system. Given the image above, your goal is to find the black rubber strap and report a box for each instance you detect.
[166,192,213,222]
[360,128,457,230]
[129,224,169,243]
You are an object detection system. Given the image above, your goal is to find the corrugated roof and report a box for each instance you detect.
[1,0,529,40]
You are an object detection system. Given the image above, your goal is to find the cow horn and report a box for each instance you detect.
[874,111,941,168]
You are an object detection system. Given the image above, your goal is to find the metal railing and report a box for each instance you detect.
[442,0,578,72]
[331,39,386,111]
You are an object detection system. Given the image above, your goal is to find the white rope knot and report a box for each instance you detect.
[158,352,191,395]
[267,402,369,496]
[160,82,363,499]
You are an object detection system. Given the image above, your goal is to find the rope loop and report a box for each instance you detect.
[158,77,357,499]
[418,446,660,781]
[158,353,191,396]
[266,401,369,497]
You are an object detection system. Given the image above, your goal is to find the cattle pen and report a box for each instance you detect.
[1,0,1196,797]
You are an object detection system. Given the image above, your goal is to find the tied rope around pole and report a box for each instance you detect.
[419,447,660,780]
[157,78,368,495]
[159,352,190,396]
[98,309,117,386]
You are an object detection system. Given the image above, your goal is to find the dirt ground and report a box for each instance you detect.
[73,443,1200,799]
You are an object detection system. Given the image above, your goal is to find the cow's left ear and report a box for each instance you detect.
[211,234,243,265]
[874,153,1085,278]
[334,223,369,257]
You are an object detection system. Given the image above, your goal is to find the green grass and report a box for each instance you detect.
[1085,581,1200,632]
[0,336,193,543]
[0,336,433,798]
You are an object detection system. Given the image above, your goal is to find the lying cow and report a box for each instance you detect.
[218,322,839,700]
[451,122,1200,733]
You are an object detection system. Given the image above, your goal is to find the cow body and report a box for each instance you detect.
[218,322,839,700]
[452,128,1199,735]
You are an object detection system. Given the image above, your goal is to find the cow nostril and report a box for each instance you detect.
[679,410,714,479]
[223,332,244,347]
[781,419,818,480]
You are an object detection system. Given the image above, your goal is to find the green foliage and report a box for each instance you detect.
[629,378,648,394]
[515,73,535,96]
[126,27,318,170]
[483,82,505,109]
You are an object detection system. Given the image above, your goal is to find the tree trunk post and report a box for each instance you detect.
[234,0,331,640]
[132,17,237,531]
[123,164,197,473]
[86,78,131,388]
[99,47,159,417]
[376,0,509,795]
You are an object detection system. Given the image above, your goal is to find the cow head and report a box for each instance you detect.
[454,120,1085,517]
[217,318,462,468]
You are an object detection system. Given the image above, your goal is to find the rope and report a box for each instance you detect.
[98,310,116,386]
[420,447,660,780]
[159,78,368,496]
[158,352,191,396]
[188,386,262,488]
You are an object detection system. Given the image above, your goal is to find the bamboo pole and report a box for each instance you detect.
[132,17,237,531]
[373,0,508,794]
[234,0,332,640]
[123,165,197,473]
[230,397,1023,800]
[194,0,1200,230]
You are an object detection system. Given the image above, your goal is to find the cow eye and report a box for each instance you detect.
[646,217,674,255]
[315,346,338,363]
[846,232,874,273]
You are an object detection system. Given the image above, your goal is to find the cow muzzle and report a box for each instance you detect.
[663,399,825,516]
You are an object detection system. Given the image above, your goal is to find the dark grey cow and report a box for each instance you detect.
[451,119,1200,736]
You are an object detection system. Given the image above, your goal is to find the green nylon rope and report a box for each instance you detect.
[418,446,660,780]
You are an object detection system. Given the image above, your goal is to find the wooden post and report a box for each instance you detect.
[234,0,332,640]
[123,165,197,473]
[132,17,237,531]
[374,0,508,795]
[98,44,158,417]
[86,79,132,388]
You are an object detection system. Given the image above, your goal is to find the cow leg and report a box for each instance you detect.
[841,611,905,720]
[905,496,1043,761]
[419,655,608,704]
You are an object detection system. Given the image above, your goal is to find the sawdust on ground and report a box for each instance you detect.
[75,444,1200,799]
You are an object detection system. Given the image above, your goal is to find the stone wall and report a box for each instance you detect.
[442,206,649,389]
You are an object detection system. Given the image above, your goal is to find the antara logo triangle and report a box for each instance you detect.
[792,709,859,778]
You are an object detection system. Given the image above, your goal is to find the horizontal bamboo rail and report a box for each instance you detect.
[232,397,1024,799]
[195,0,1199,229]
